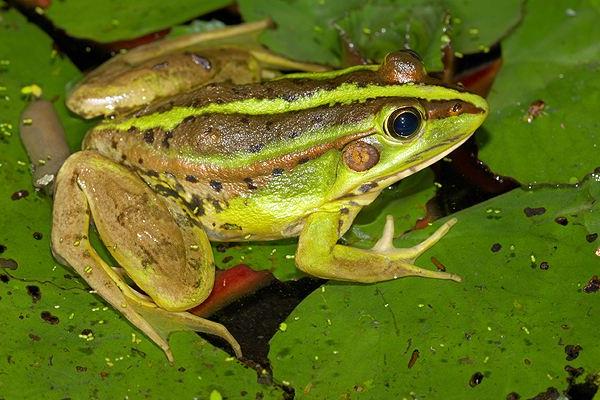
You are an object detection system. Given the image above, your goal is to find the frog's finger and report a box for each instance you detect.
[296,211,461,283]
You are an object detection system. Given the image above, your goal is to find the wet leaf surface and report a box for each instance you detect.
[479,0,600,184]
[269,177,600,399]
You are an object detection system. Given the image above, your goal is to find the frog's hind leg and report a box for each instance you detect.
[51,151,241,361]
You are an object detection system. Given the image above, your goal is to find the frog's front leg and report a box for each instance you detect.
[296,211,461,283]
[51,151,241,362]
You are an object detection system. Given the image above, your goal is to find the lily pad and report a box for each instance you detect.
[0,9,282,398]
[269,176,600,399]
[478,0,600,184]
[44,0,233,42]
[239,0,523,69]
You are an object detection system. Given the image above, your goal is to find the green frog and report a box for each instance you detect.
[51,21,488,362]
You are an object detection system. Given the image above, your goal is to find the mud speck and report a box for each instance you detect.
[33,232,43,240]
[407,349,420,368]
[26,285,41,303]
[0,245,6,253]
[0,274,9,283]
[11,190,29,200]
[529,387,559,400]
[469,371,484,387]
[491,243,502,252]
[0,258,18,270]
[76,366,88,372]
[586,233,598,243]
[554,217,568,226]
[524,207,546,217]
[565,344,582,361]
[583,276,600,293]
[505,393,520,400]
[40,311,59,325]
[28,333,41,341]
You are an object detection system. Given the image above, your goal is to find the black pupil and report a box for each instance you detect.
[392,110,420,138]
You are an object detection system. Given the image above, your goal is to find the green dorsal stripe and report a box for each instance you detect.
[102,82,488,132]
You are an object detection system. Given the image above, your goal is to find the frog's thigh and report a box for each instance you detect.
[69,151,214,309]
[52,151,240,361]
[295,211,461,283]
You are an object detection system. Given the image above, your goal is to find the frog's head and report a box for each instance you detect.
[332,50,488,199]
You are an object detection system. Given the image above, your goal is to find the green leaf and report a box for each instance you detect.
[239,0,523,69]
[44,0,233,42]
[0,9,282,398]
[479,0,600,184]
[270,178,600,398]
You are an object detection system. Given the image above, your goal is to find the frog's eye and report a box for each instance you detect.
[385,107,422,140]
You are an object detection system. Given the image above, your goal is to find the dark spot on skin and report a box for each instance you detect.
[33,232,43,240]
[239,116,249,125]
[539,261,550,270]
[210,180,223,192]
[505,392,521,400]
[265,120,273,131]
[554,216,568,225]
[145,170,159,178]
[143,130,154,144]
[162,131,174,148]
[524,207,546,217]
[185,175,198,183]
[26,285,41,303]
[182,115,196,124]
[282,93,299,102]
[222,256,233,264]
[0,274,9,283]
[127,127,137,133]
[216,244,227,253]
[188,52,212,70]
[75,365,87,372]
[11,190,29,201]
[151,61,169,70]
[0,258,18,270]
[111,139,118,149]
[298,157,310,164]
[153,185,179,198]
[121,154,127,161]
[469,372,484,387]
[358,182,378,193]
[183,195,205,217]
[586,233,598,242]
[243,177,257,190]
[0,245,5,253]
[288,131,301,139]
[491,243,502,252]
[407,349,419,369]
[212,200,223,213]
[583,275,600,293]
[565,344,582,360]
[248,143,264,153]
[340,208,349,214]
[41,311,59,325]
[221,223,242,230]
[272,168,284,177]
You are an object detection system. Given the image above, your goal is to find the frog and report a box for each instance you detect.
[50,22,488,362]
